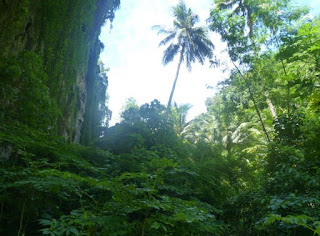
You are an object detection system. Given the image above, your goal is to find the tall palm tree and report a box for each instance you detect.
[153,1,214,116]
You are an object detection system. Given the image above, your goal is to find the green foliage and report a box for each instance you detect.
[154,1,214,69]
[1,0,320,235]
[0,51,60,131]
[201,1,320,235]
[262,214,320,235]
[0,100,228,235]
[171,102,193,136]
[98,100,182,154]
[0,0,120,141]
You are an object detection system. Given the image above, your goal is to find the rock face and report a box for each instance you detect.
[74,70,87,143]
[0,145,13,161]
[0,0,120,143]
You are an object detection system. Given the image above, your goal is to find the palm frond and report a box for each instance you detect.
[217,0,237,10]
[152,25,174,35]
[173,20,182,29]
[162,43,180,65]
[190,13,200,25]
[159,33,176,47]
[173,1,188,23]
[155,0,215,72]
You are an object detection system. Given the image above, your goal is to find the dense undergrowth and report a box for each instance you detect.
[1,99,320,235]
[0,106,227,235]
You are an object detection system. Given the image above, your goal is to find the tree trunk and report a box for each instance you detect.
[247,9,258,57]
[17,197,26,236]
[272,28,290,116]
[166,48,184,117]
[230,58,270,143]
[246,82,270,143]
[265,91,277,120]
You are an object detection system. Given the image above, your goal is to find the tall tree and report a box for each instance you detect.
[153,0,214,116]
[208,0,300,141]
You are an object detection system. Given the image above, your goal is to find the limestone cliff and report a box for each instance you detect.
[0,0,119,143]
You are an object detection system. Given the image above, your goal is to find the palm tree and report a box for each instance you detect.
[153,1,214,116]
[172,102,192,136]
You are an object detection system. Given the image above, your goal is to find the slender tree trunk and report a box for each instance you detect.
[230,59,270,143]
[265,91,277,120]
[141,216,147,236]
[246,81,270,143]
[248,13,278,126]
[272,28,291,115]
[17,198,26,236]
[238,18,272,141]
[166,48,184,117]
[247,10,258,57]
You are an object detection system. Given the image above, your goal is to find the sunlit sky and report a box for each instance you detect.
[99,0,320,126]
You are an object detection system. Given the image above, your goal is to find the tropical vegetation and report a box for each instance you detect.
[153,1,214,116]
[1,0,320,235]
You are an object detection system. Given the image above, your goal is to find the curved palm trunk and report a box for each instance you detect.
[166,49,184,117]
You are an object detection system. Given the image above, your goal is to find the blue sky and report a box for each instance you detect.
[99,0,320,126]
